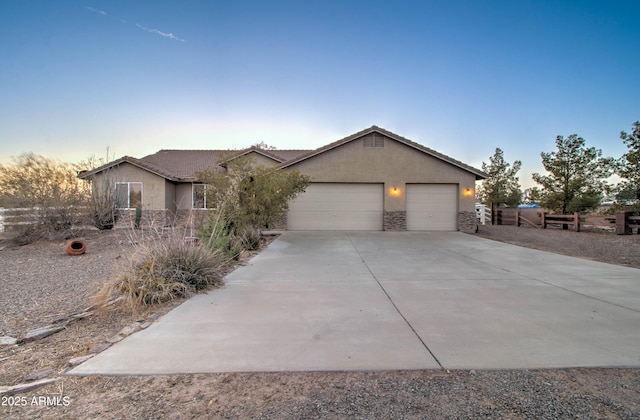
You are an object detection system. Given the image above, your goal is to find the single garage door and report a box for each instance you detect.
[288,183,383,230]
[406,184,457,231]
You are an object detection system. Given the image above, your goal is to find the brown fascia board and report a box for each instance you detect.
[279,125,489,180]
[77,156,182,182]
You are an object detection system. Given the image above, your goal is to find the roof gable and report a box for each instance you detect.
[279,126,488,180]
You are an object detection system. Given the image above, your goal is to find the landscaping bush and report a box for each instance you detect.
[0,153,91,243]
[89,175,119,230]
[198,214,243,260]
[230,226,262,251]
[95,231,227,312]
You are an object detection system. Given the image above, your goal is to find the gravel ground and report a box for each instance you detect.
[476,223,640,269]
[1,225,640,419]
[0,230,128,338]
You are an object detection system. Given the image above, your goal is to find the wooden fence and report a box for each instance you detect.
[0,207,37,232]
[491,208,585,231]
[541,212,580,231]
[616,211,640,235]
[0,207,178,233]
[492,208,541,228]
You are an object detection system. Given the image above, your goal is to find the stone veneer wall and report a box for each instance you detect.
[457,211,477,233]
[384,211,406,231]
[117,209,171,229]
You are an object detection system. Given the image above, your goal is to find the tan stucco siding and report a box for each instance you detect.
[249,153,281,167]
[175,183,194,210]
[93,163,167,211]
[225,152,281,169]
[287,134,477,213]
[165,182,177,214]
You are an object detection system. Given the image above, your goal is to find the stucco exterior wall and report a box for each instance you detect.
[174,183,193,211]
[225,152,281,169]
[165,182,176,215]
[248,153,281,167]
[93,163,168,211]
[287,133,477,215]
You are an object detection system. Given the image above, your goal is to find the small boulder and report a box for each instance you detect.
[0,336,18,346]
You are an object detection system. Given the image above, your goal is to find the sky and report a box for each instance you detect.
[1,0,639,189]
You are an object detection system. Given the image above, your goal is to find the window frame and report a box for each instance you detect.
[115,182,143,210]
[192,183,208,209]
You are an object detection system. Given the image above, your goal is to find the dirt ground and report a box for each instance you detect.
[1,225,640,419]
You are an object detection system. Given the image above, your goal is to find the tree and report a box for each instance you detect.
[196,156,310,233]
[0,153,90,242]
[617,120,640,207]
[477,148,522,207]
[532,135,614,214]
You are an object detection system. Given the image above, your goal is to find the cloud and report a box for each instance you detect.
[85,6,107,16]
[136,24,186,43]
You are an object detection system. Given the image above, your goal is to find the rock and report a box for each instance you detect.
[22,324,67,342]
[89,342,112,354]
[106,334,124,344]
[23,368,54,382]
[118,322,141,337]
[147,312,162,320]
[68,354,94,366]
[0,336,17,345]
[0,378,58,396]
[139,321,152,329]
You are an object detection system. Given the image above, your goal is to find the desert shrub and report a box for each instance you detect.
[89,174,119,230]
[95,231,226,312]
[196,156,309,232]
[0,153,90,243]
[231,226,262,251]
[199,214,243,260]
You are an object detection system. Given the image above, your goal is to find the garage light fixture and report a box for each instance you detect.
[464,188,473,197]
[390,187,400,197]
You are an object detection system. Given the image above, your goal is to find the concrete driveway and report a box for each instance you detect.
[70,231,640,375]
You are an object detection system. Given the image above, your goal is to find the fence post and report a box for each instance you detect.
[574,212,580,232]
[541,212,547,229]
[515,210,520,227]
[616,211,631,235]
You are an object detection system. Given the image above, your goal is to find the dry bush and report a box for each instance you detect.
[94,228,228,313]
[0,153,90,243]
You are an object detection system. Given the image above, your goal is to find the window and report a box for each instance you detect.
[192,184,207,209]
[115,182,142,209]
[364,133,384,147]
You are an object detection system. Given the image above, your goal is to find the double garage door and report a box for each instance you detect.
[287,183,457,231]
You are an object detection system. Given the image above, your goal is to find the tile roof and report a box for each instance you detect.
[79,148,312,181]
[78,126,487,181]
[140,150,225,181]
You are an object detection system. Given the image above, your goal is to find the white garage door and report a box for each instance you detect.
[406,184,457,231]
[288,183,383,230]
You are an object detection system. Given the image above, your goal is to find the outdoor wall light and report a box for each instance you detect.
[390,187,400,196]
[464,188,473,197]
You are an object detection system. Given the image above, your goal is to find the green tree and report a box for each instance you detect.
[477,148,522,207]
[532,135,614,214]
[196,156,310,232]
[0,153,90,242]
[617,120,640,207]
